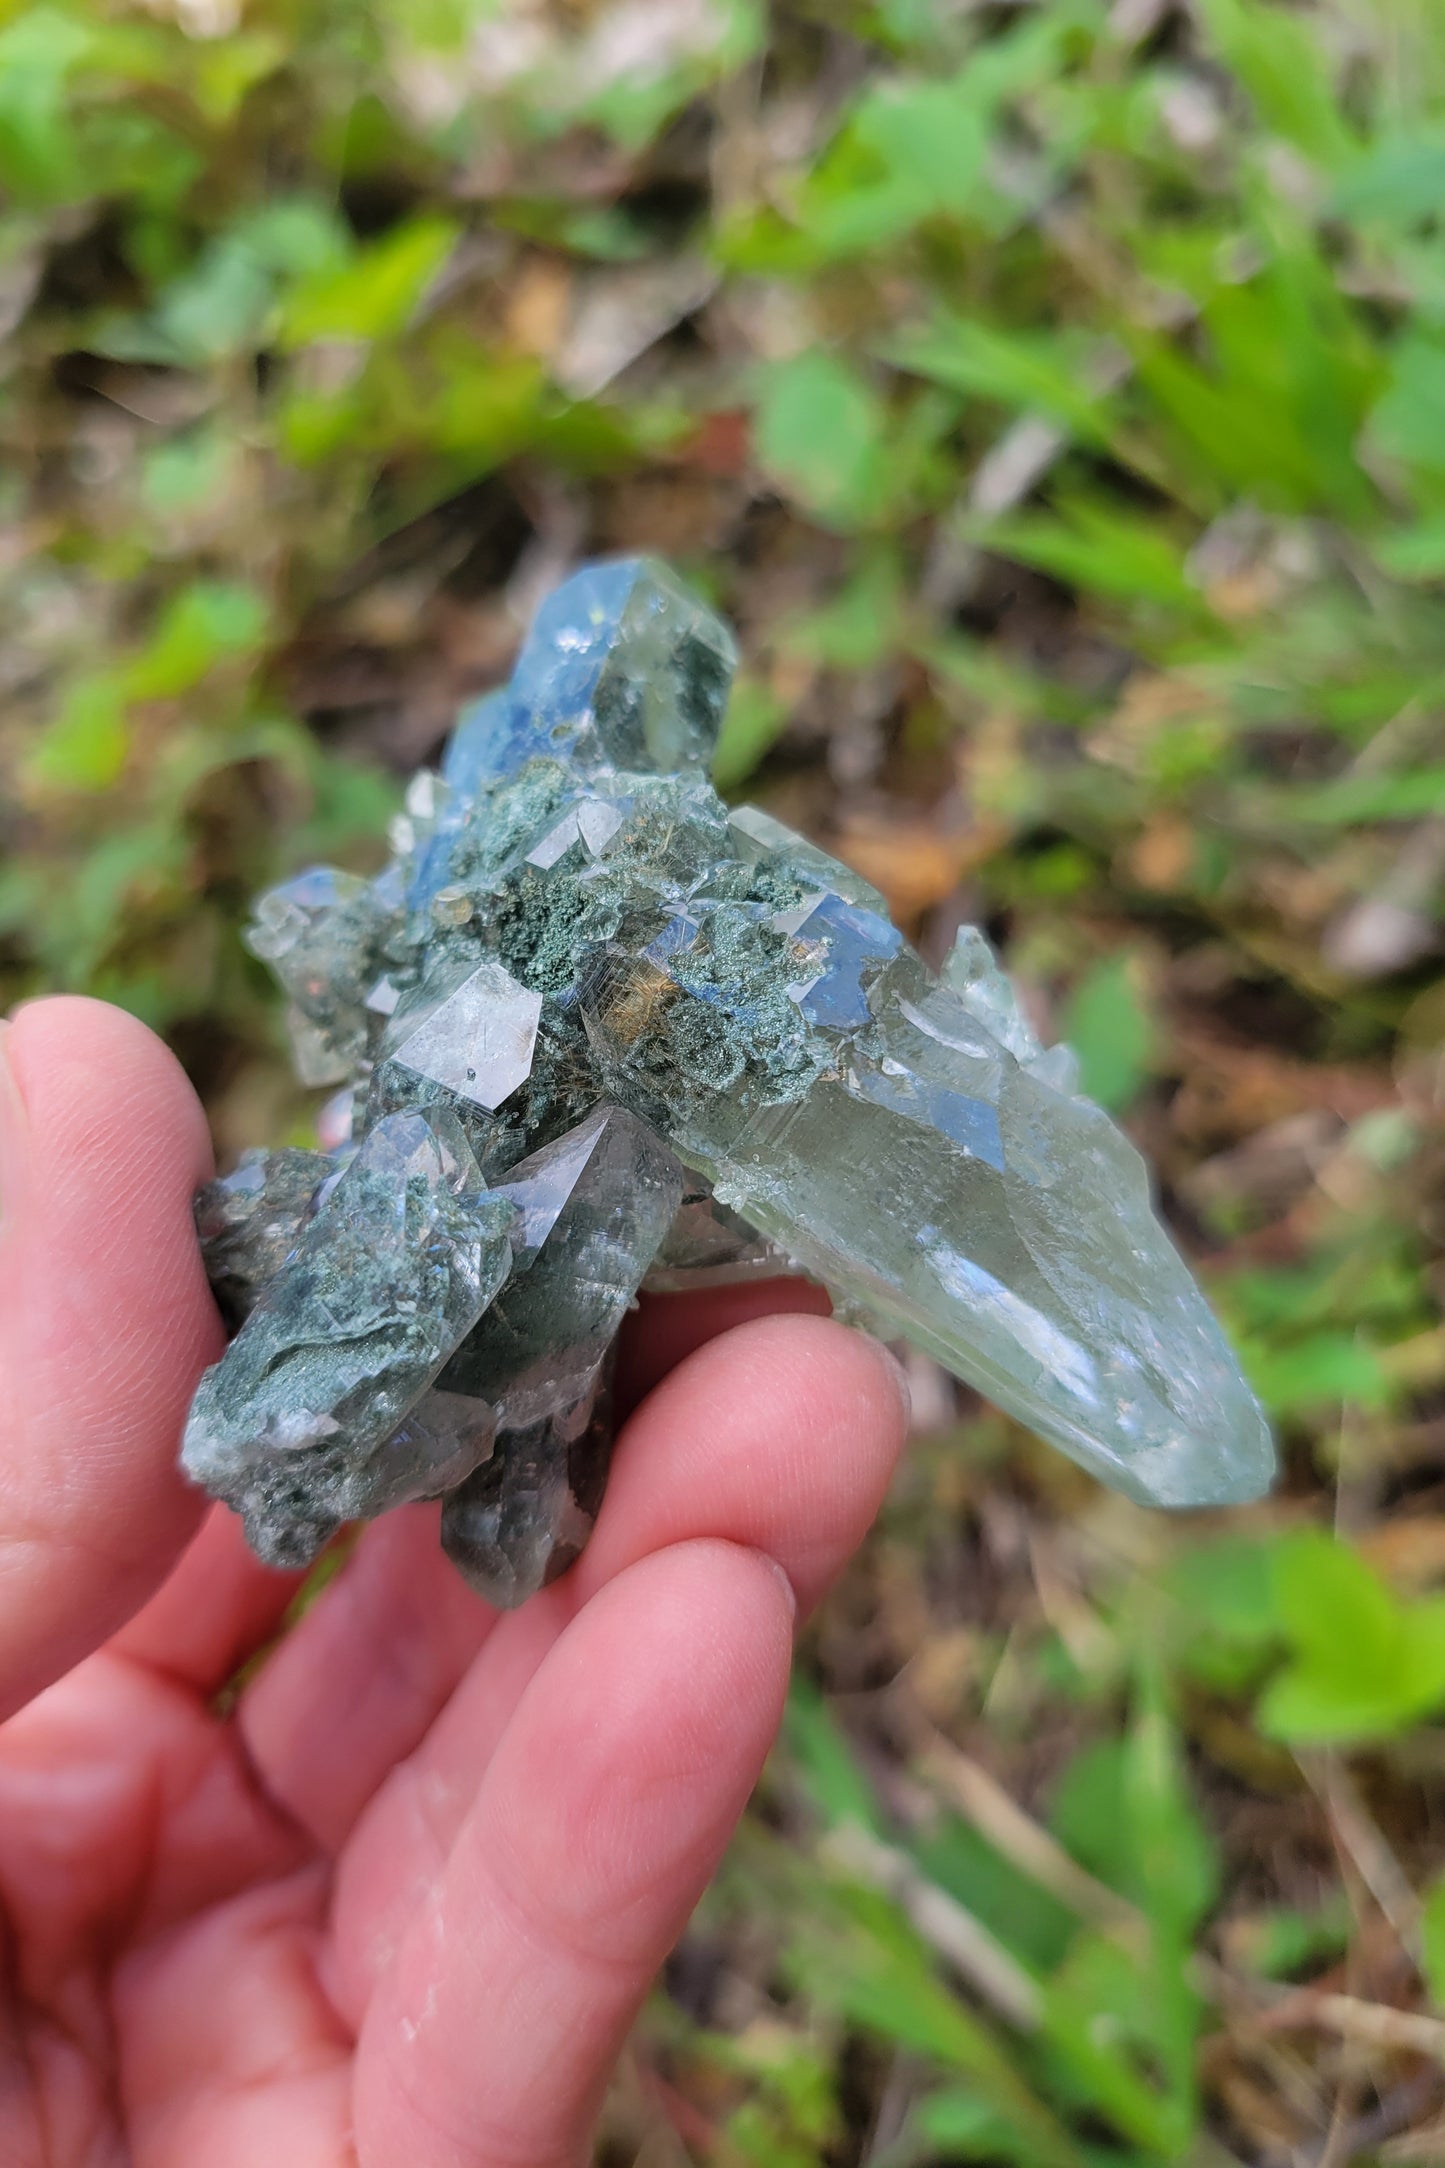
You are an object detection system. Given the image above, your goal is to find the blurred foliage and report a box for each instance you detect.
[5,0,1445,2158]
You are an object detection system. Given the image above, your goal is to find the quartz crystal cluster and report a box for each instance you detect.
[182,557,1274,1607]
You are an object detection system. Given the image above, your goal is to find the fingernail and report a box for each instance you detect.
[760,1549,799,1622]
[0,1021,28,1223]
[861,1332,913,1431]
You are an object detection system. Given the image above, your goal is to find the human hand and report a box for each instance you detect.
[0,996,909,2168]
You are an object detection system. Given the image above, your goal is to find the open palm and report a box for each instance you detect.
[0,998,907,2168]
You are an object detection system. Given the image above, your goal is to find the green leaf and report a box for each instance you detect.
[1333,131,1445,228]
[141,431,235,517]
[125,582,270,701]
[786,549,906,670]
[1373,514,1445,580]
[883,314,1112,445]
[101,200,346,367]
[26,678,129,793]
[1421,1877,1445,2008]
[1061,954,1153,1112]
[785,1890,1087,2168]
[1042,1692,1210,2154]
[0,6,90,203]
[280,215,459,347]
[1241,1329,1391,1416]
[1163,1536,1282,1691]
[1371,335,1445,482]
[1261,766,1445,825]
[726,7,1093,268]
[911,2088,1039,2164]
[1230,1896,1352,1983]
[1272,1530,1401,1678]
[784,1682,884,1836]
[977,498,1203,612]
[1259,1532,1445,1744]
[752,352,893,530]
[1050,1732,1215,1935]
[1193,0,1361,171]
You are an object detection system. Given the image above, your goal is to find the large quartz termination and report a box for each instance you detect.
[183,555,1274,1602]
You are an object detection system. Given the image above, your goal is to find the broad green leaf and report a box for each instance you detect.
[0,5,90,202]
[1241,1329,1391,1415]
[280,216,458,347]
[148,237,276,364]
[101,202,346,366]
[752,352,892,529]
[1061,953,1153,1112]
[1259,1532,1445,1743]
[125,582,270,701]
[1271,1530,1401,1679]
[1374,514,1445,580]
[26,678,129,793]
[141,431,236,517]
[1162,1536,1282,1692]
[1370,334,1445,481]
[1333,131,1445,227]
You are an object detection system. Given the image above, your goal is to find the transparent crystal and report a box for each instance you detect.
[386,956,543,1113]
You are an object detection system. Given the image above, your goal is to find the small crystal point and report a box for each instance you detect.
[511,556,737,778]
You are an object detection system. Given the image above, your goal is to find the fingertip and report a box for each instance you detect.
[581,1312,911,1617]
[5,995,214,1198]
[496,1540,796,1913]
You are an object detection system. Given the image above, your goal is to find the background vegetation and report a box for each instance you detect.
[4,0,1445,2157]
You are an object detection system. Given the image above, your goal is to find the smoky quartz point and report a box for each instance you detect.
[182,555,1274,1599]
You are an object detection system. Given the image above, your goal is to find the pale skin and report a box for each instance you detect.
[0,995,909,2168]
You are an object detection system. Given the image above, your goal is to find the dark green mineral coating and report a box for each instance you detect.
[183,552,1275,1607]
[194,1146,330,1330]
[183,1106,516,1565]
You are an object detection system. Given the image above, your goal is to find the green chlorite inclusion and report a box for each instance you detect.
[181,556,1275,1606]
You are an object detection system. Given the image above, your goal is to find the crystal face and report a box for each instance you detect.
[182,552,1275,1600]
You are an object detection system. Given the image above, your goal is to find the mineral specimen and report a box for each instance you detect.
[182,555,1275,1606]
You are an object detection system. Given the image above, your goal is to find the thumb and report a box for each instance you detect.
[0,996,220,1719]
